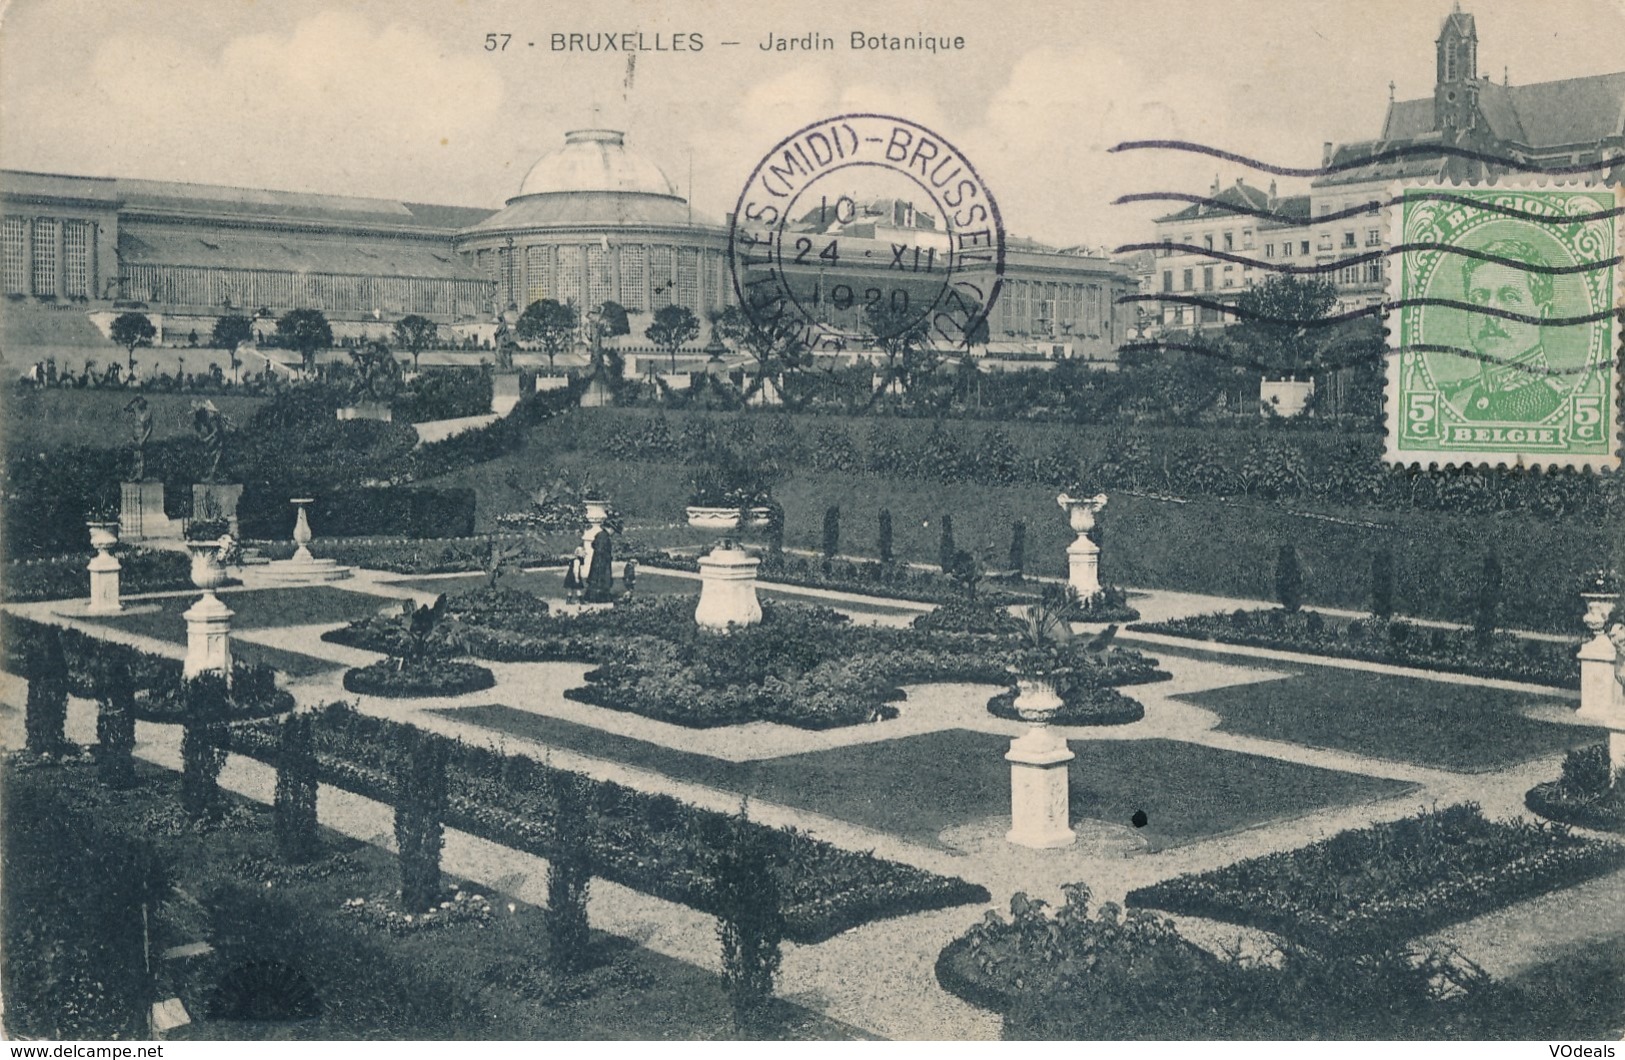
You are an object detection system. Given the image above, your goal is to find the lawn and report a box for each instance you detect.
[77,586,394,643]
[1172,653,1596,771]
[434,707,1415,852]
[2,757,865,1041]
[0,388,268,452]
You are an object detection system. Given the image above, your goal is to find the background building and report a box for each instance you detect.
[1,128,1136,372]
[1151,178,1309,330]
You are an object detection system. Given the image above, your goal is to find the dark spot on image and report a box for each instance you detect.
[1130,810,1148,829]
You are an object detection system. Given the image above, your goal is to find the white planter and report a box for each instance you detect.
[187,540,229,592]
[685,505,770,530]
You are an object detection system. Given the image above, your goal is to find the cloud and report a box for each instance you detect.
[44,12,505,200]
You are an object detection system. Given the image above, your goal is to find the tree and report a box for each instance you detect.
[109,312,156,374]
[274,713,320,863]
[863,298,935,397]
[24,626,69,755]
[645,304,700,374]
[1473,552,1503,643]
[1371,549,1396,620]
[275,308,333,376]
[94,657,137,788]
[589,301,631,349]
[1229,275,1340,376]
[516,299,577,373]
[878,508,894,564]
[393,728,448,913]
[711,820,784,1032]
[711,303,810,391]
[180,672,230,819]
[1275,544,1303,613]
[545,776,594,974]
[211,314,253,382]
[822,505,841,560]
[1009,519,1028,576]
[393,314,438,371]
[938,514,957,573]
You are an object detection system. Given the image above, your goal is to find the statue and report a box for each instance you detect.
[124,395,153,481]
[189,400,233,483]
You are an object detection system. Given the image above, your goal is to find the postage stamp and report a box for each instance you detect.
[727,113,1003,356]
[1385,182,1624,469]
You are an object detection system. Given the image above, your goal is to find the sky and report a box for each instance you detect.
[2,0,1622,250]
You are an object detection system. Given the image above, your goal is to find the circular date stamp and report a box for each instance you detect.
[727,113,1004,353]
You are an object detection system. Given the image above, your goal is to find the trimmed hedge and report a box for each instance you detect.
[343,659,497,698]
[1136,608,1579,688]
[227,702,990,942]
[394,367,493,423]
[1126,803,1625,950]
[2,547,192,603]
[237,486,475,541]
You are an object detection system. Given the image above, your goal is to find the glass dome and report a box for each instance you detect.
[515,129,679,200]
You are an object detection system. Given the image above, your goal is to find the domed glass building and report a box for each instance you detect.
[456,129,731,331]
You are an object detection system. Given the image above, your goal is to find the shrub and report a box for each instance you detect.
[180,672,231,818]
[1275,543,1303,612]
[1008,519,1027,576]
[821,505,841,560]
[711,819,784,1030]
[274,713,320,863]
[24,626,69,755]
[1474,552,1503,643]
[1371,548,1395,619]
[1561,743,1613,796]
[93,658,137,789]
[938,514,956,572]
[545,777,594,975]
[393,729,449,913]
[764,499,785,555]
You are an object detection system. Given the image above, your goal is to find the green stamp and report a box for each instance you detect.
[1388,183,1622,469]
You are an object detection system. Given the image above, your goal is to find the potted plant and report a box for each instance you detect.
[685,457,776,529]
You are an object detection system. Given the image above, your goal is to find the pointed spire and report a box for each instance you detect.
[1389,80,1396,103]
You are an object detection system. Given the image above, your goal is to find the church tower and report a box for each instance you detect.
[1434,4,1480,134]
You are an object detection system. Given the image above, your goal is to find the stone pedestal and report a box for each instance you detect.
[86,523,123,615]
[1578,592,1619,723]
[1006,725,1077,849]
[120,481,179,541]
[258,498,352,584]
[1058,493,1108,598]
[694,543,762,631]
[183,592,234,682]
[192,483,244,536]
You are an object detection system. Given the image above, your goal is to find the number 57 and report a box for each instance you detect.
[485,33,511,51]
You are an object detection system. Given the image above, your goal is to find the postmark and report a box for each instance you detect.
[1385,182,1624,470]
[727,113,1004,356]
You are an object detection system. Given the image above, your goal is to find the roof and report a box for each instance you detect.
[1380,98,1436,140]
[459,192,720,234]
[1156,180,1278,224]
[1257,194,1312,228]
[118,227,482,280]
[1313,135,1454,188]
[1495,71,1625,147]
[515,129,680,199]
[0,169,495,232]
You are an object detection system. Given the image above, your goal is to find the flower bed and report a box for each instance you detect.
[1,613,292,721]
[247,534,575,575]
[1136,609,1578,688]
[1126,803,1625,950]
[342,659,497,698]
[326,589,1166,730]
[227,703,990,942]
[1526,744,1625,834]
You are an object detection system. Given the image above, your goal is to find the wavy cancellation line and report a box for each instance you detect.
[1110,139,1625,177]
[1119,339,1611,377]
[1114,241,1621,278]
[1118,293,1620,329]
[1112,191,1625,227]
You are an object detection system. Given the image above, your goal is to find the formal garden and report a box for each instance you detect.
[3,354,1624,1040]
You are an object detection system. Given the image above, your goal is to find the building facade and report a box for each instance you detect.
[1313,5,1625,309]
[1151,178,1310,330]
[2,128,1136,365]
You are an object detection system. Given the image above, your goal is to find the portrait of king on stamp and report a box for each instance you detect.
[1389,184,1623,469]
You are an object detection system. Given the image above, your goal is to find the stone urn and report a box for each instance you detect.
[1057,492,1108,597]
[1012,675,1065,723]
[686,505,771,530]
[187,538,230,593]
[583,499,611,529]
[1582,591,1618,637]
[85,522,123,615]
[88,522,120,552]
